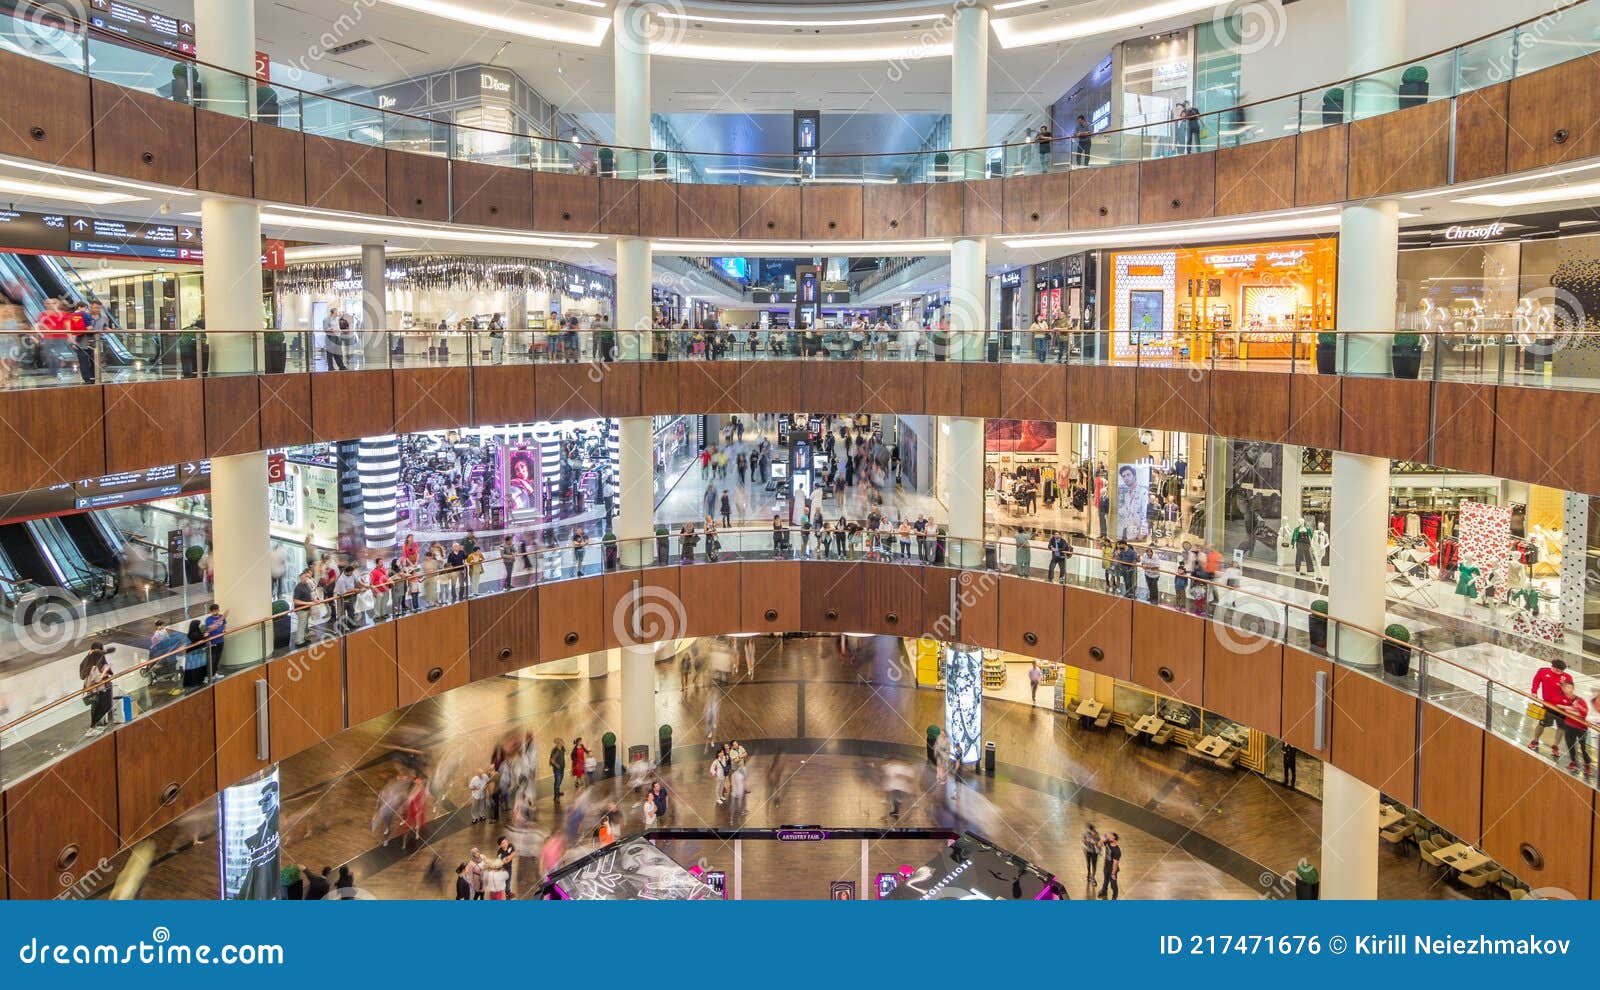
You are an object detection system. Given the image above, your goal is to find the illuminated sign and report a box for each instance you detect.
[1443,222,1508,241]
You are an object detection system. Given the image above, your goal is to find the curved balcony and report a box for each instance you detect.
[0,531,1591,899]
[0,329,1590,500]
[0,1,1593,236]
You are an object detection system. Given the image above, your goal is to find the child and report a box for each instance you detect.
[1173,564,1189,608]
[1187,576,1208,617]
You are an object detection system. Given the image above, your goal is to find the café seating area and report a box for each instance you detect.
[1380,803,1530,898]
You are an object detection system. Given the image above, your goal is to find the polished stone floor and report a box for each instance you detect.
[115,637,1470,901]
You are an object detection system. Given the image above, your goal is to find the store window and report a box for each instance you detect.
[1119,30,1193,150]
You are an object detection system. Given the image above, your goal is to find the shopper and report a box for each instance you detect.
[1282,743,1298,788]
[1082,823,1101,884]
[1529,658,1574,758]
[1140,547,1161,605]
[1558,680,1593,777]
[1035,121,1053,171]
[292,566,317,647]
[201,603,227,679]
[1072,114,1092,166]
[1097,833,1121,900]
[549,739,566,797]
[1046,531,1071,583]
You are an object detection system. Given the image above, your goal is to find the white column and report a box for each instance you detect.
[949,238,987,359]
[1329,451,1388,669]
[1561,493,1590,634]
[194,0,255,117]
[1336,200,1400,374]
[1321,764,1380,899]
[360,243,388,369]
[617,417,653,567]
[616,237,652,361]
[613,3,654,361]
[1346,0,1407,120]
[950,3,989,177]
[621,644,656,765]
[944,416,984,566]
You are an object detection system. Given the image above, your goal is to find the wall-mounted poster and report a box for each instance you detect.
[502,443,542,519]
[829,880,857,900]
[1115,461,1151,542]
[1128,289,1165,341]
[984,419,1058,453]
[219,769,281,900]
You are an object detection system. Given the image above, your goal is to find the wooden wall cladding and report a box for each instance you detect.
[467,587,538,681]
[344,621,399,727]
[311,369,395,441]
[203,374,262,457]
[860,564,926,637]
[258,373,313,449]
[252,123,306,205]
[921,363,961,417]
[1214,137,1295,215]
[1139,152,1215,224]
[739,360,801,412]
[600,362,642,418]
[1295,124,1348,206]
[1431,381,1496,475]
[1287,372,1341,450]
[4,736,119,900]
[802,185,863,240]
[1348,100,1451,198]
[738,185,802,239]
[536,576,604,661]
[1064,586,1131,680]
[639,361,679,413]
[1002,171,1071,235]
[961,180,1003,236]
[266,644,345,760]
[1201,622,1282,736]
[1130,604,1205,705]
[999,363,1066,423]
[1280,647,1332,757]
[801,561,864,633]
[997,576,1064,662]
[960,363,1001,419]
[802,359,862,413]
[1481,734,1594,899]
[1454,83,1510,183]
[393,367,471,434]
[1338,376,1430,462]
[1069,162,1139,228]
[194,109,254,197]
[860,362,923,412]
[470,363,535,427]
[1136,366,1210,435]
[1416,704,1484,845]
[638,180,678,238]
[212,671,270,787]
[1066,365,1135,427]
[0,385,104,492]
[1496,384,1600,495]
[1507,55,1600,173]
[676,184,739,239]
[677,360,741,414]
[396,604,469,705]
[451,160,534,229]
[1329,667,1417,804]
[921,566,998,645]
[533,172,600,233]
[924,181,964,238]
[90,81,196,187]
[597,178,641,236]
[115,691,216,843]
[103,380,204,475]
[0,51,93,169]
[303,135,386,215]
[677,562,740,638]
[1209,368,1289,442]
[862,183,927,240]
[385,150,450,221]
[535,363,603,421]
[603,567,682,648]
[742,566,806,636]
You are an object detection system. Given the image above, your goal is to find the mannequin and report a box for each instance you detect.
[1291,517,1314,574]
[1455,552,1481,617]
[1311,522,1330,568]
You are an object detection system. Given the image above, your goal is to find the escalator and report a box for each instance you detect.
[0,252,133,365]
[60,511,121,573]
[25,517,113,601]
[0,522,51,594]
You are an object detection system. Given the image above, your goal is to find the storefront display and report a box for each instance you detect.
[268,457,340,550]
[1105,238,1336,362]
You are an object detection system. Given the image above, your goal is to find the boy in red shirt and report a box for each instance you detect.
[1529,658,1574,757]
[1557,680,1592,777]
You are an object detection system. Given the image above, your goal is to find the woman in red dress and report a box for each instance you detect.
[401,773,429,851]
[570,739,587,791]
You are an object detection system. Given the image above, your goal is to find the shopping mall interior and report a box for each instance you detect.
[2,0,1600,903]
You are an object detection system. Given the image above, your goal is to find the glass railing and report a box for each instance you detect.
[7,328,1600,393]
[1,0,1595,186]
[0,526,1583,806]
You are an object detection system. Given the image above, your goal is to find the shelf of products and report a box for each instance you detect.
[982,650,1007,689]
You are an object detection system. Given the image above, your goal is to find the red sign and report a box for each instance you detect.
[266,452,287,484]
[262,239,287,271]
[255,51,270,82]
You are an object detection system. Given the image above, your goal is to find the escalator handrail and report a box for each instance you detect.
[27,517,111,591]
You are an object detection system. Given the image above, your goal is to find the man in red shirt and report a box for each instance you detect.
[1529,658,1573,757]
[33,297,72,376]
[1556,680,1592,777]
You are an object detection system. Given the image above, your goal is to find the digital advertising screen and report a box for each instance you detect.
[219,769,281,900]
[502,443,542,520]
[1115,460,1151,542]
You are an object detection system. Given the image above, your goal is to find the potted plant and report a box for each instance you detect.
[1382,623,1413,676]
[597,146,615,177]
[1391,332,1423,379]
[925,724,941,766]
[1315,332,1337,374]
[655,524,670,566]
[272,599,292,650]
[601,731,618,777]
[1308,599,1329,649]
[184,544,205,584]
[602,530,618,571]
[1321,87,1344,126]
[1398,65,1430,108]
[933,151,950,181]
[652,150,668,175]
[658,724,672,765]
[263,329,287,374]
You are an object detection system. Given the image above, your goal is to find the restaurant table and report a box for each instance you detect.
[1075,698,1104,728]
[1377,804,1404,829]
[1195,735,1231,758]
[1436,844,1491,872]
[1133,715,1165,736]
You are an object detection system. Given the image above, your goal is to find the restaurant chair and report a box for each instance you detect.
[1509,887,1528,900]
[1417,839,1446,876]
[1459,867,1500,893]
[1092,711,1111,730]
[1152,726,1175,746]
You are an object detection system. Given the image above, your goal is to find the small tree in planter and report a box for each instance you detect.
[925,724,941,766]
[658,724,673,765]
[1309,599,1329,649]
[655,524,670,567]
[1391,332,1423,379]
[603,530,619,571]
[184,544,205,584]
[272,599,292,650]
[1382,623,1413,676]
[601,731,618,777]
[1315,332,1337,374]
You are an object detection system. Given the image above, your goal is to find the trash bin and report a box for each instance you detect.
[984,741,996,775]
[1294,861,1320,900]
